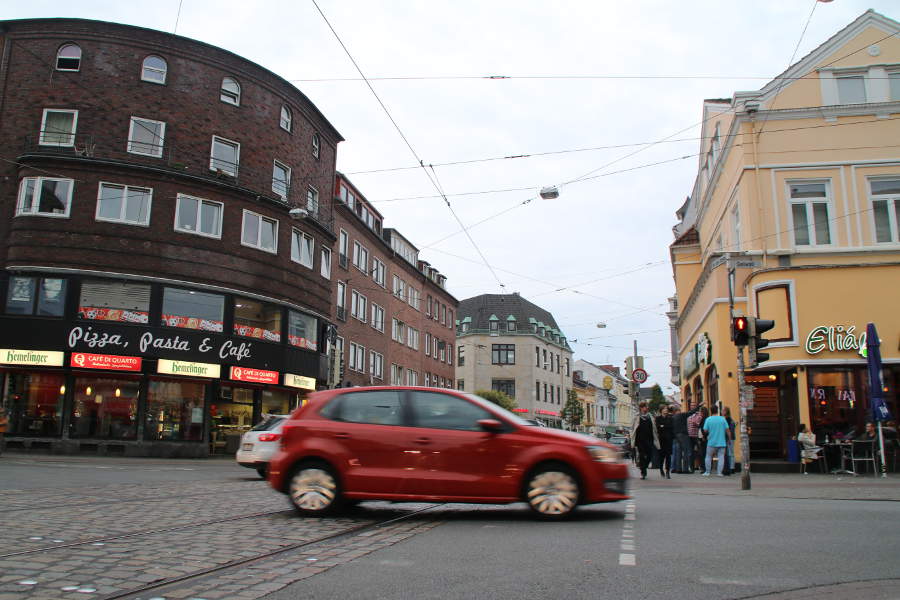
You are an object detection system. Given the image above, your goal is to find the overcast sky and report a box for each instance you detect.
[8,1,898,392]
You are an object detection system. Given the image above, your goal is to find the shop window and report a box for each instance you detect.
[210,136,240,176]
[280,105,292,132]
[234,297,282,342]
[220,77,241,105]
[5,276,67,317]
[2,372,64,436]
[56,43,81,71]
[288,310,318,350]
[69,377,138,439]
[141,55,167,84]
[127,116,166,157]
[96,183,152,225]
[146,379,205,441]
[40,109,78,146]
[16,177,73,217]
[161,287,224,332]
[175,194,223,238]
[262,389,294,415]
[79,279,150,323]
[241,210,278,254]
[211,385,254,453]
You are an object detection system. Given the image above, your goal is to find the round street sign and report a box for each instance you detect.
[632,368,648,384]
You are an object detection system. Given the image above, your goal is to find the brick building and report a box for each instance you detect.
[0,19,342,456]
[331,173,457,389]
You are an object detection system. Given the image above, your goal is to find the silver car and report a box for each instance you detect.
[236,415,289,478]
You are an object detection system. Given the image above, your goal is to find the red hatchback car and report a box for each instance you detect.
[268,387,629,519]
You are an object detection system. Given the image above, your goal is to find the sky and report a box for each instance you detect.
[7,0,899,393]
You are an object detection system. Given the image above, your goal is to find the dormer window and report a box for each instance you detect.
[280,105,292,132]
[141,55,167,84]
[56,44,81,71]
[220,77,241,106]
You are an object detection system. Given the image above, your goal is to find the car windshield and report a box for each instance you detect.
[459,393,530,426]
[250,415,285,431]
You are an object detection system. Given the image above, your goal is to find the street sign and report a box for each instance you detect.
[602,376,613,390]
[631,368,648,384]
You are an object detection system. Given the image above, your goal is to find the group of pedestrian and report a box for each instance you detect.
[629,400,736,479]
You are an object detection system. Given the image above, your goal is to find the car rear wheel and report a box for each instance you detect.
[525,465,580,519]
[288,462,341,516]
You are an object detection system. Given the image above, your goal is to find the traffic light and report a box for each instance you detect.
[732,316,749,346]
[748,318,776,368]
[625,356,633,381]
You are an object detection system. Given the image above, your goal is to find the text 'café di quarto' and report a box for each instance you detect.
[0,300,326,458]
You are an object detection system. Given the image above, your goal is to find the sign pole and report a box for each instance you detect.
[728,255,751,490]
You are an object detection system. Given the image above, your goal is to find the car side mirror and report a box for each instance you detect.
[477,418,504,433]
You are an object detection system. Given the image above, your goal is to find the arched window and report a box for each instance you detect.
[220,77,240,106]
[312,133,321,159]
[56,44,82,71]
[280,105,292,132]
[706,365,719,408]
[141,55,167,84]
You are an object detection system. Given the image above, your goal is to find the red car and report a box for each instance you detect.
[268,387,629,519]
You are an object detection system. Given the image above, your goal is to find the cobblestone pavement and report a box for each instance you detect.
[0,456,446,600]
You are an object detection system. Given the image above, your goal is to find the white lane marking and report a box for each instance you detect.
[619,553,636,566]
[621,542,635,551]
[622,532,633,538]
[624,514,635,520]
[700,577,756,586]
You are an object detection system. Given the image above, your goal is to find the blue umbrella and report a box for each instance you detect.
[865,322,891,477]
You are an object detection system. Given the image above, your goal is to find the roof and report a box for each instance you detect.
[458,293,568,342]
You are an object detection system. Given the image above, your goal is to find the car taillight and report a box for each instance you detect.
[258,433,281,442]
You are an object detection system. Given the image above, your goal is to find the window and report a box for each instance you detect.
[372,258,385,287]
[439,340,446,362]
[408,327,419,350]
[349,342,366,373]
[352,241,369,272]
[338,230,349,267]
[306,186,319,217]
[141,55,167,84]
[535,347,540,367]
[407,370,418,386]
[492,344,515,365]
[5,276,66,317]
[210,136,240,176]
[16,177,73,217]
[288,311,318,350]
[56,43,81,71]
[392,318,406,343]
[96,183,152,226]
[890,72,900,101]
[242,210,278,253]
[457,380,464,391]
[789,182,831,246]
[544,383,549,402]
[837,74,866,104]
[320,247,332,279]
[280,105,292,132]
[870,179,900,243]
[351,291,368,322]
[69,377,139,440]
[507,320,516,332]
[457,345,464,366]
[220,77,241,105]
[370,351,384,380]
[425,332,432,356]
[731,199,741,250]
[79,280,150,323]
[426,295,433,316]
[40,109,78,146]
[448,310,453,327]
[556,354,561,374]
[127,117,165,157]
[441,305,447,325]
[410,391,492,431]
[334,390,404,425]
[565,358,570,376]
[492,379,516,398]
[312,133,321,159]
[447,343,453,365]
[489,319,499,334]
[175,194,222,238]
[234,298,281,341]
[392,275,406,299]
[542,348,548,369]
[391,364,404,386]
[371,304,385,332]
[291,228,314,268]
[407,287,420,310]
[161,287,224,332]
[272,161,291,199]
[336,282,346,320]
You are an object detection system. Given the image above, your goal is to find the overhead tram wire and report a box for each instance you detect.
[310,0,506,291]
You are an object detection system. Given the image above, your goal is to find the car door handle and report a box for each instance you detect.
[334,433,350,439]
[414,437,431,445]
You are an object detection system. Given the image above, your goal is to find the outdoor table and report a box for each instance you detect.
[824,442,855,475]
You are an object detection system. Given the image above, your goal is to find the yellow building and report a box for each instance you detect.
[669,10,900,462]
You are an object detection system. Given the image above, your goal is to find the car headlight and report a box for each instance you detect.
[586,445,621,463]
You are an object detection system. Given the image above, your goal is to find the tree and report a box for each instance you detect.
[561,389,584,430]
[474,389,516,412]
[649,383,667,414]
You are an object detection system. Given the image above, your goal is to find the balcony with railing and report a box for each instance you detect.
[21,132,333,231]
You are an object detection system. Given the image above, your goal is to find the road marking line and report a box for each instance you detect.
[621,543,635,551]
[619,553,636,566]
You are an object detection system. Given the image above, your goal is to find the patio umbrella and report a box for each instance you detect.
[865,322,892,477]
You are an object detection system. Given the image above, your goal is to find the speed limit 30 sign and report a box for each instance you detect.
[631,368,648,384]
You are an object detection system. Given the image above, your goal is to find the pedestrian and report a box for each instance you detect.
[0,407,8,456]
[797,423,823,474]
[702,404,730,476]
[687,405,705,473]
[656,405,674,479]
[672,403,698,473]
[630,401,661,480]
[722,406,736,475]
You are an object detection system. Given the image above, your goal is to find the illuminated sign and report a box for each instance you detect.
[0,349,64,367]
[805,325,867,357]
[511,408,529,413]
[158,359,220,378]
[71,352,142,371]
[536,409,559,416]
[283,373,317,390]
[230,366,278,384]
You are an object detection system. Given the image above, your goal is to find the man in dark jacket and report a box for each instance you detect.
[630,401,661,480]
[656,406,674,479]
[672,403,698,473]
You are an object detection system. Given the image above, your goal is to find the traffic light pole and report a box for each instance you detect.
[736,346,751,490]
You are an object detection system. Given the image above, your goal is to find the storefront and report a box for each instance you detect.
[0,274,327,457]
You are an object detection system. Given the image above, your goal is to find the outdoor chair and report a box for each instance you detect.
[851,440,877,475]
[802,448,828,474]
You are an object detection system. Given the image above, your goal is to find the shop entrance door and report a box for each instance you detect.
[749,385,780,459]
[210,385,255,454]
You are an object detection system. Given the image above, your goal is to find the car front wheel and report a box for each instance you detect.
[525,465,580,519]
[288,462,341,516]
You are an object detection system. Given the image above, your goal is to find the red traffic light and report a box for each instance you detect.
[732,317,750,346]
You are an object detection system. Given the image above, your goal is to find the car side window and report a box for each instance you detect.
[333,390,403,426]
[411,391,492,431]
